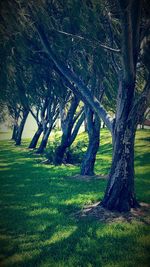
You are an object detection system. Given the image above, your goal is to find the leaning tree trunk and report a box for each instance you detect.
[54,135,68,165]
[11,124,18,141]
[54,111,85,165]
[28,125,43,149]
[36,126,52,154]
[84,118,87,132]
[15,111,29,146]
[54,96,80,165]
[80,110,100,176]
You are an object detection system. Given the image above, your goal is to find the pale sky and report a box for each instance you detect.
[0,114,38,139]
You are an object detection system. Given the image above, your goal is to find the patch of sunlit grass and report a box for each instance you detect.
[0,129,149,266]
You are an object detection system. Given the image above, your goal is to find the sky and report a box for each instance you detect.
[0,114,37,139]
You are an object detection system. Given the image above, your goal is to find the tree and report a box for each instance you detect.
[1,0,149,211]
[80,70,104,176]
[0,54,29,145]
[36,91,59,154]
[28,63,60,152]
[30,0,150,211]
[0,5,31,145]
[80,106,100,175]
[54,91,84,165]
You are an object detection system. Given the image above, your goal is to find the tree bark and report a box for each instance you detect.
[54,111,85,165]
[28,125,43,149]
[36,125,52,154]
[15,110,29,146]
[84,120,87,132]
[54,135,69,165]
[11,124,18,141]
[101,76,150,212]
[100,0,143,211]
[101,79,139,211]
[80,109,100,175]
[54,96,79,164]
[101,120,139,211]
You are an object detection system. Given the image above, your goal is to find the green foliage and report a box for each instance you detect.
[45,141,58,164]
[45,133,87,164]
[66,140,87,164]
[0,129,149,266]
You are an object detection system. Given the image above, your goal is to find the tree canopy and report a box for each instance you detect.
[0,0,150,212]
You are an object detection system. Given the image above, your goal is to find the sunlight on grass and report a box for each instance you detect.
[28,207,59,217]
[63,191,102,206]
[3,249,40,266]
[45,225,77,245]
[0,129,149,267]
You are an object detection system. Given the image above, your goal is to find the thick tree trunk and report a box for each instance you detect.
[101,121,139,212]
[54,136,68,165]
[100,0,143,212]
[101,75,150,212]
[36,126,52,154]
[15,111,29,146]
[80,110,100,175]
[28,125,43,149]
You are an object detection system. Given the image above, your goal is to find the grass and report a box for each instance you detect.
[0,129,150,267]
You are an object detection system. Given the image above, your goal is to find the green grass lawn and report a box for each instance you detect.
[0,129,150,267]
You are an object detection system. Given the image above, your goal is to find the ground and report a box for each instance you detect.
[0,129,150,267]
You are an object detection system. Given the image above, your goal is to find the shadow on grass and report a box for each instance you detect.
[0,130,150,267]
[0,140,104,266]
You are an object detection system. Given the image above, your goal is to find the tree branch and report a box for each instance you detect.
[128,76,150,126]
[52,29,120,53]
[69,111,85,145]
[33,22,113,133]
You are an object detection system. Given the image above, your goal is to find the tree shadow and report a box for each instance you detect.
[0,134,149,267]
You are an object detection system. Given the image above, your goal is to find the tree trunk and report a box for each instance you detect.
[36,126,52,154]
[84,118,87,132]
[11,124,18,140]
[15,111,29,146]
[54,111,85,165]
[101,121,139,212]
[80,109,100,175]
[35,23,113,132]
[35,1,147,212]
[54,136,68,165]
[28,125,43,149]
[100,0,143,211]
[54,96,80,164]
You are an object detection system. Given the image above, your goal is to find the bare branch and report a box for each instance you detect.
[52,29,120,53]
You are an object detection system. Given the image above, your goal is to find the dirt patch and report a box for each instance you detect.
[76,202,150,224]
[70,174,108,181]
